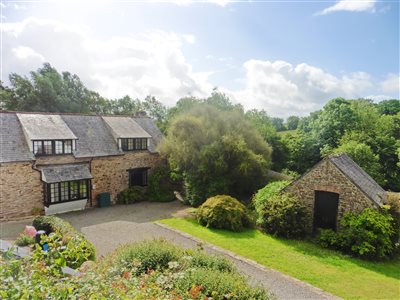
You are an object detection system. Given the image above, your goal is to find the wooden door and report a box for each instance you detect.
[314,191,339,231]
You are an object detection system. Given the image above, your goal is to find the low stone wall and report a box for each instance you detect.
[0,162,43,221]
[285,159,376,229]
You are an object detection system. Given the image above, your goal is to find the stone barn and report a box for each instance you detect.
[284,153,386,231]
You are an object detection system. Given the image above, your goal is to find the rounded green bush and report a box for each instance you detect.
[259,193,311,238]
[196,195,251,232]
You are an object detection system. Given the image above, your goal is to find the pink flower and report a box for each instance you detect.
[24,226,37,238]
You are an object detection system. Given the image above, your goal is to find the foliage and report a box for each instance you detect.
[258,193,311,238]
[160,104,272,206]
[0,239,268,300]
[116,186,147,204]
[318,208,398,259]
[32,215,95,266]
[15,233,35,247]
[286,115,300,130]
[245,109,288,171]
[377,99,400,115]
[161,218,400,300]
[252,180,290,225]
[147,165,177,202]
[280,130,320,174]
[196,195,252,232]
[174,267,267,299]
[331,141,386,186]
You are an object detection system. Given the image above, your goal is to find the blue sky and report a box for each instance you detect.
[2,0,399,117]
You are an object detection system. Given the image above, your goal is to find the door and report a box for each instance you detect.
[314,191,339,231]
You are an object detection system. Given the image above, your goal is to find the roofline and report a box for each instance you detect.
[0,110,153,119]
[284,153,383,207]
[330,155,383,207]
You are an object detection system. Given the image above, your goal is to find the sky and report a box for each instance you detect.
[1,0,399,117]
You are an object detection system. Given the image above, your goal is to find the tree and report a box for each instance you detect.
[311,98,357,148]
[377,99,400,115]
[271,117,286,131]
[280,130,320,174]
[159,104,272,206]
[245,109,288,171]
[286,115,300,130]
[332,141,386,186]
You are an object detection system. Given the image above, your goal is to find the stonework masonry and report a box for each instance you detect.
[0,162,43,220]
[285,159,377,229]
[91,151,164,206]
[0,152,164,220]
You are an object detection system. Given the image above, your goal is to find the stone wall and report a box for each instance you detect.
[91,151,164,206]
[1,151,165,220]
[0,162,43,221]
[285,159,377,229]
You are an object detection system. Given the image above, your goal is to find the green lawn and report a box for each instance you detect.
[159,218,400,300]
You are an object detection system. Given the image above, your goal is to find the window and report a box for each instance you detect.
[46,179,89,205]
[121,138,148,151]
[129,168,148,187]
[33,140,73,156]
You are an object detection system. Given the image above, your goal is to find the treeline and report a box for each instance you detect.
[1,63,399,192]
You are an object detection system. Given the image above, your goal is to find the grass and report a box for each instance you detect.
[159,218,400,299]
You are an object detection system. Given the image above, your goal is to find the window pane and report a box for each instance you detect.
[60,182,69,201]
[70,181,79,200]
[128,139,133,150]
[64,140,72,154]
[43,141,52,154]
[79,180,87,198]
[141,138,147,149]
[33,141,42,155]
[55,141,63,154]
[50,183,59,203]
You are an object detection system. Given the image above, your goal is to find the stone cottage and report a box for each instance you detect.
[285,153,386,231]
[0,111,164,220]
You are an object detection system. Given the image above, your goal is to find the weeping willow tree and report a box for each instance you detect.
[159,104,272,206]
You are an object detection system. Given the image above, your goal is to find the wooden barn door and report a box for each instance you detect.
[314,191,339,231]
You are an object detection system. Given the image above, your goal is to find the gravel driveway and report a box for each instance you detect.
[1,201,340,299]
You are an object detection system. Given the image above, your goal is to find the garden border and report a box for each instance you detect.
[155,222,342,300]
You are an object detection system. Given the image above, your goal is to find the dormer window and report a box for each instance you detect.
[33,140,73,156]
[121,138,148,151]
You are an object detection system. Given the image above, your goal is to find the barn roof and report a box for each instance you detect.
[102,116,151,139]
[329,153,385,206]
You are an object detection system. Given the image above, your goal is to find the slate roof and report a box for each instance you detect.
[330,153,385,206]
[133,117,163,153]
[61,115,121,158]
[102,116,151,139]
[40,164,92,183]
[0,113,34,163]
[0,112,163,163]
[17,113,77,140]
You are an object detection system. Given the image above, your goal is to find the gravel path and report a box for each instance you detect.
[1,201,340,299]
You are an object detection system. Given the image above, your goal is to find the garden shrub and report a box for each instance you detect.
[107,239,182,275]
[147,166,176,202]
[252,180,290,225]
[32,215,95,267]
[318,208,398,259]
[196,195,252,232]
[259,193,311,238]
[116,186,147,204]
[174,267,268,300]
[185,249,235,273]
[0,239,269,299]
[15,233,35,247]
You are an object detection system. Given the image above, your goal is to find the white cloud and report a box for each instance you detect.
[228,60,375,117]
[316,0,377,15]
[1,18,212,106]
[380,73,400,95]
[1,18,395,117]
